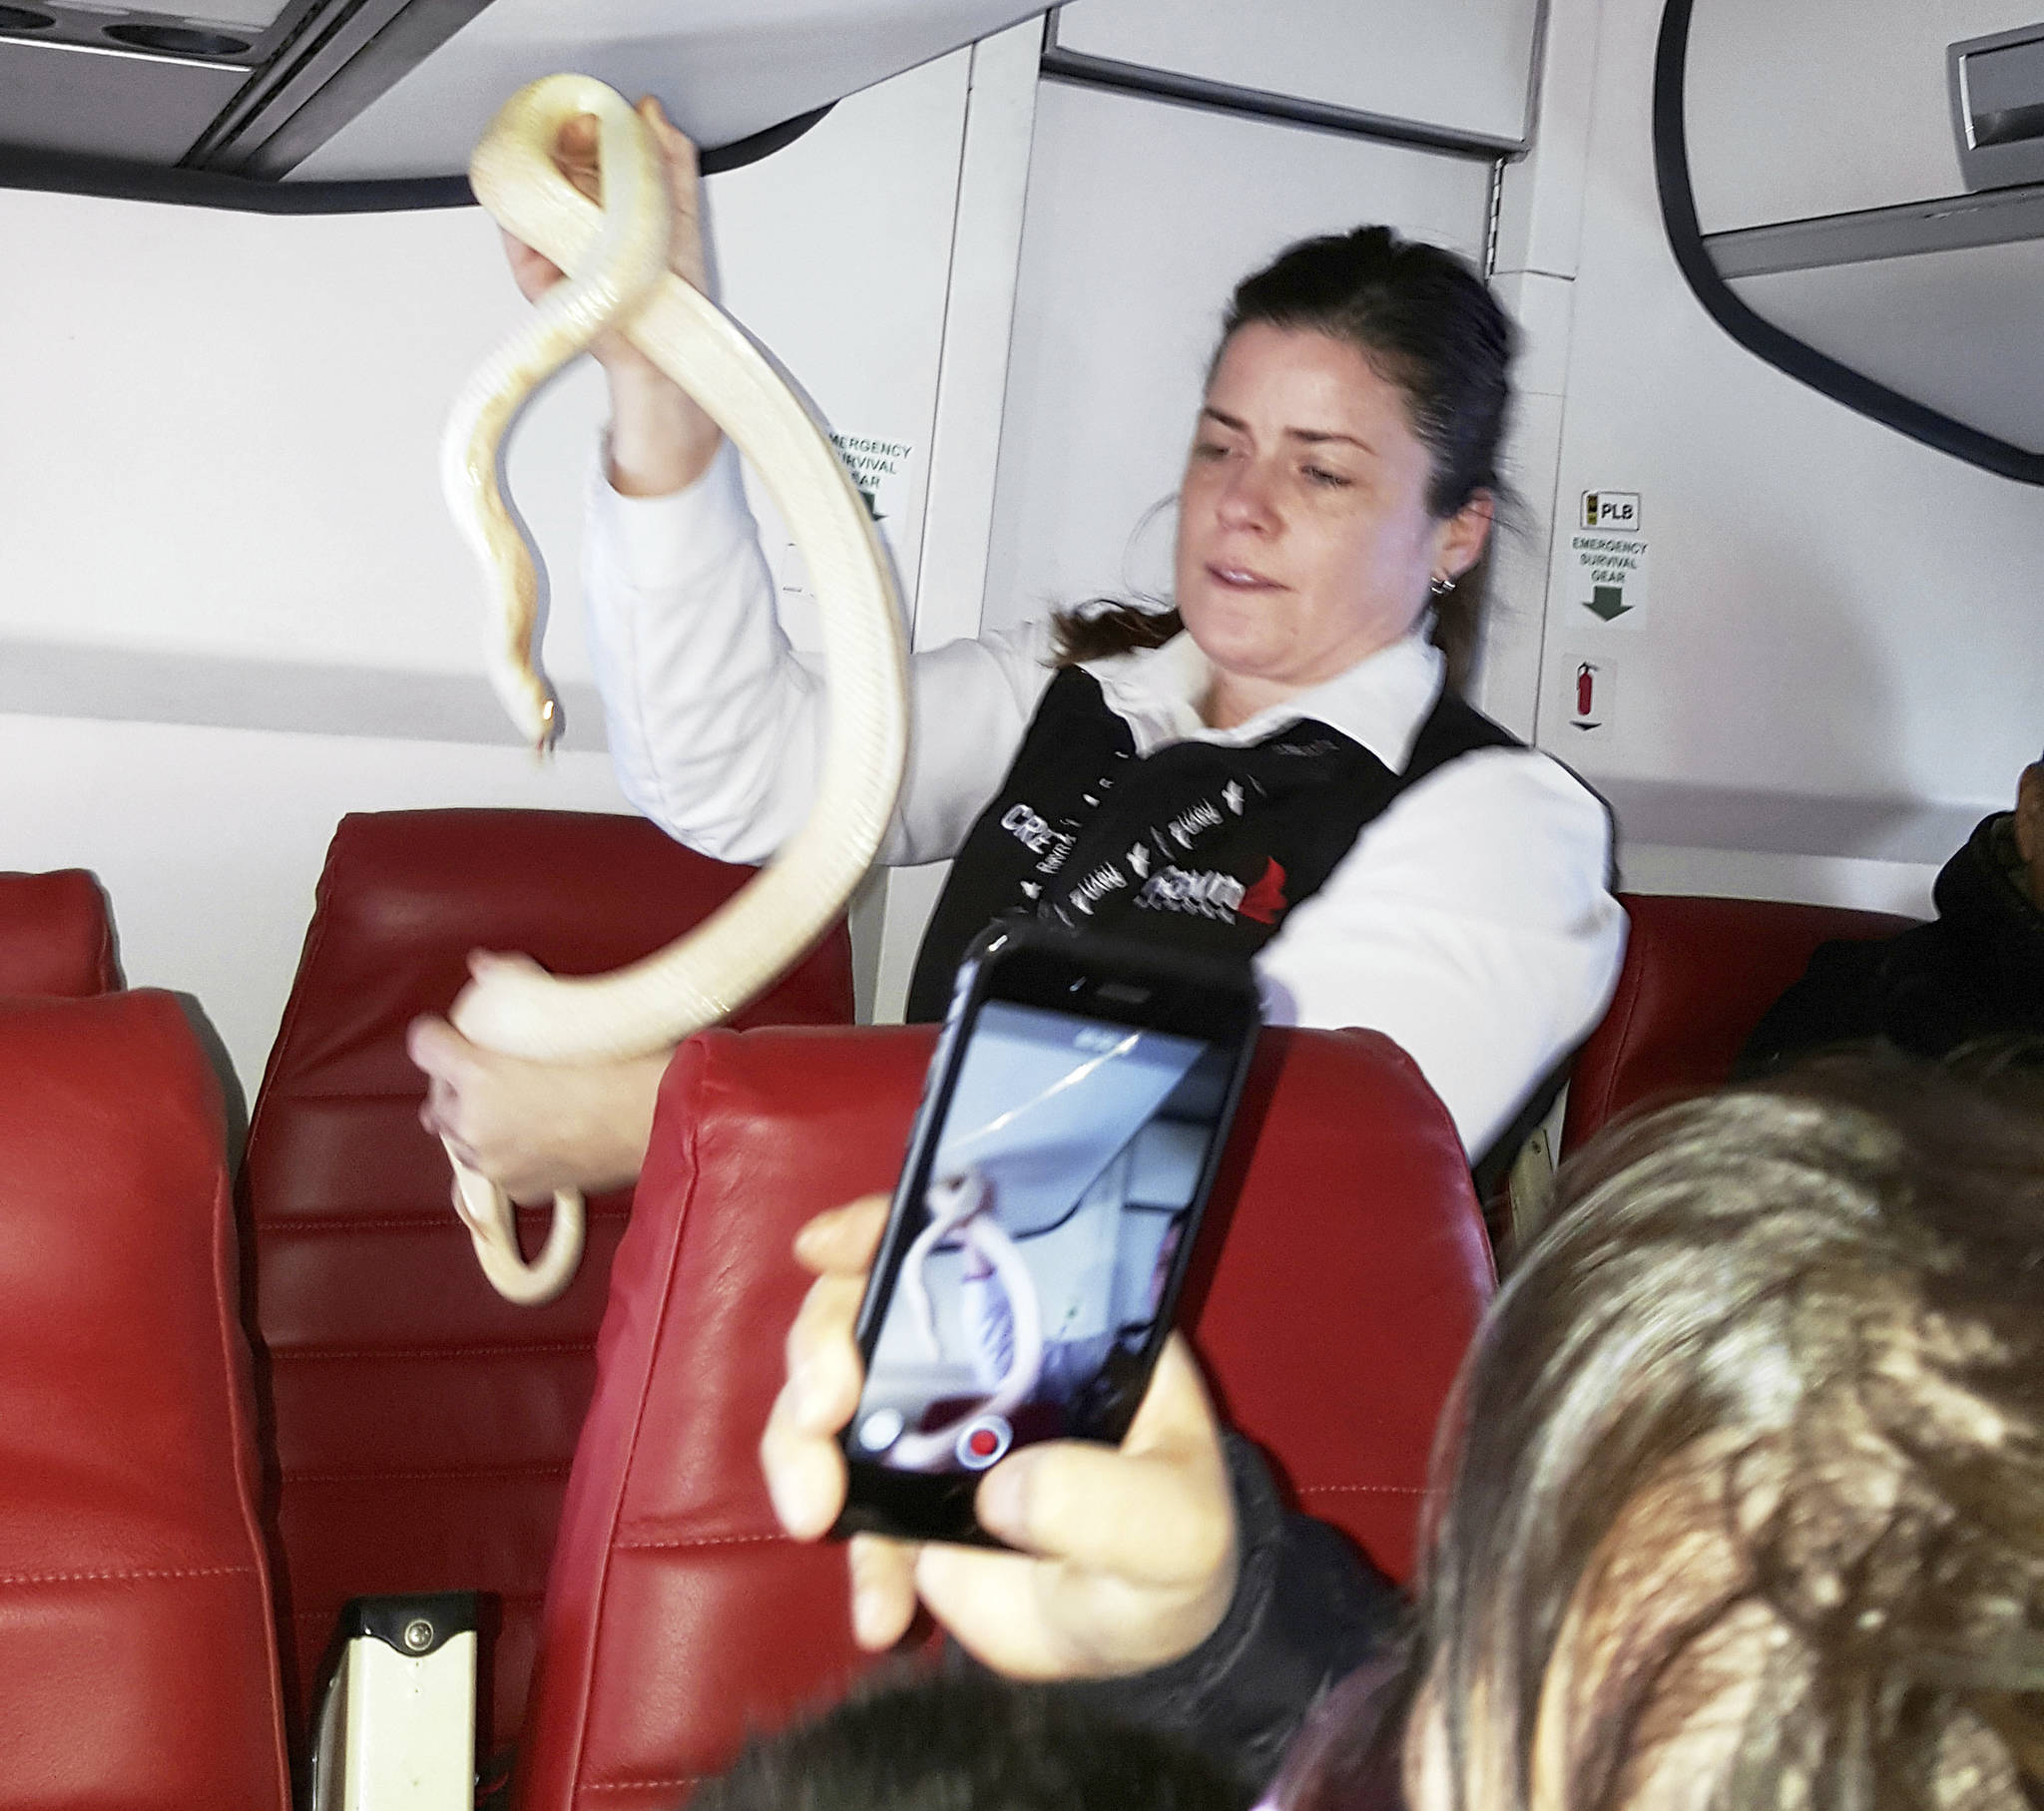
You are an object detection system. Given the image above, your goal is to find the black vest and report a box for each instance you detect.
[905,665,1523,1022]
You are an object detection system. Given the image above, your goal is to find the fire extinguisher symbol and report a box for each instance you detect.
[1569,661,1610,732]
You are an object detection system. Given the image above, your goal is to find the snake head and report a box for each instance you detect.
[481,647,565,760]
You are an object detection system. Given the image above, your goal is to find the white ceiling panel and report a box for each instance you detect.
[293,0,1050,180]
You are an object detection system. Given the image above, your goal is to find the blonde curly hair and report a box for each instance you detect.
[1290,1048,2044,1811]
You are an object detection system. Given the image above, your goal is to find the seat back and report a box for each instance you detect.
[0,867,119,996]
[1562,892,1917,1152]
[243,809,856,1751]
[0,991,288,1810]
[515,1023,1492,1811]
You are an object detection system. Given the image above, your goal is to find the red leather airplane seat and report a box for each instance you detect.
[0,991,288,1810]
[1563,892,1917,1152]
[0,867,119,997]
[242,809,856,1750]
[515,1023,1492,1811]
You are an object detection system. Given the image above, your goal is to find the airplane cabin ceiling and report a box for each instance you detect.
[0,0,1051,207]
[1660,0,2044,484]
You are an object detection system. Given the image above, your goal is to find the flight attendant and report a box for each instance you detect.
[410,102,1625,1199]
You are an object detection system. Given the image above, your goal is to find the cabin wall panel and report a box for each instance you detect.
[1482,383,1567,743]
[1531,0,2044,908]
[1620,845,1943,922]
[0,53,966,679]
[869,21,1044,1023]
[0,55,977,1089]
[1479,0,1610,740]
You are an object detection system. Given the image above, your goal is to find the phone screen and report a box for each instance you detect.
[848,997,1240,1479]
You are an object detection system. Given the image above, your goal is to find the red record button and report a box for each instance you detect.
[955,1414,1012,1471]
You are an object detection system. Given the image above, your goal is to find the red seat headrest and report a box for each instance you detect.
[0,869,118,998]
[1563,892,1919,1151]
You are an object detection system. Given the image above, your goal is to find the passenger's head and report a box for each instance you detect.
[1379,1053,2044,1811]
[2015,751,2042,905]
[1175,229,1512,702]
[693,1671,1248,1811]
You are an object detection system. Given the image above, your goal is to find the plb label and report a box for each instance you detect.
[1581,491,1640,531]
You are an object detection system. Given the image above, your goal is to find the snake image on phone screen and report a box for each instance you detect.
[849,1001,1238,1477]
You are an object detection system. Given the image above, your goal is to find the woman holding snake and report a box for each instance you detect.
[409,101,1626,1207]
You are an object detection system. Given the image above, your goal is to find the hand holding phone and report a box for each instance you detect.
[837,926,1260,1546]
[760,1194,1242,1679]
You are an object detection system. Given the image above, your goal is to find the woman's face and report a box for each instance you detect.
[1174,322,1491,704]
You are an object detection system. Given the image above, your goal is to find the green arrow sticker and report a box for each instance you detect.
[1568,526,1648,630]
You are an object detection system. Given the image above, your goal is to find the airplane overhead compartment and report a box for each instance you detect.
[287,0,1042,182]
[1680,0,2026,232]
[0,0,1050,208]
[1044,0,1542,153]
[1660,0,2044,483]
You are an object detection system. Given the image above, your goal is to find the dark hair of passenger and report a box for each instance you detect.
[1282,1047,2044,1811]
[692,1670,1251,1811]
[1054,226,1516,698]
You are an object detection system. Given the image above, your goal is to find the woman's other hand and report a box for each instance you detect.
[406,953,669,1202]
[761,1195,1241,1681]
[498,94,722,497]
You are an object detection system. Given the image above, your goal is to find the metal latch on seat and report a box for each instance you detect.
[307,1591,480,1810]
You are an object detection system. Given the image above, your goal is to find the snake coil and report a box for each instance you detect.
[440,77,909,1302]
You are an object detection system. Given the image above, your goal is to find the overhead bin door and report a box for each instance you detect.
[1669,0,2044,480]
[980,80,1495,638]
[1684,0,2024,232]
[1046,0,1541,150]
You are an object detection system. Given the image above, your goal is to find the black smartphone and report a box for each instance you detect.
[834,923,1262,1547]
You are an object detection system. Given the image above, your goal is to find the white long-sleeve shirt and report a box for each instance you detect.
[583,444,1627,1158]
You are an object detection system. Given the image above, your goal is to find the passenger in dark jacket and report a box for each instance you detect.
[1739,753,2044,1073]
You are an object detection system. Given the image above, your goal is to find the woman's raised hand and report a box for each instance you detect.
[760,1195,1242,1680]
[407,952,669,1203]
[499,94,722,497]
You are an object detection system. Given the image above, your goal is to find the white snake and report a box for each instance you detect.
[885,1170,1045,1471]
[439,76,909,1303]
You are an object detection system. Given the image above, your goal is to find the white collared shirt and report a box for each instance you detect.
[585,444,1627,1158]
[1081,623,1443,769]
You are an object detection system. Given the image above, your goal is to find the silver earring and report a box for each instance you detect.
[1429,573,1456,598]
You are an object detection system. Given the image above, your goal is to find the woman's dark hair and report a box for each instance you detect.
[1283,1048,2044,1811]
[1055,226,1516,697]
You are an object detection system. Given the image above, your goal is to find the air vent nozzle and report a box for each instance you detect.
[1952,25,2044,190]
